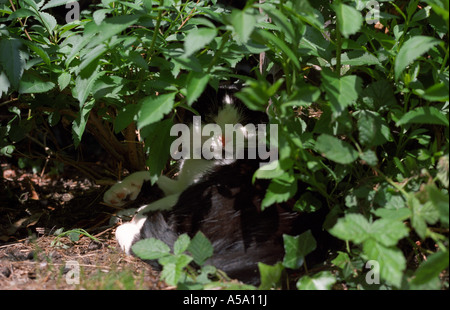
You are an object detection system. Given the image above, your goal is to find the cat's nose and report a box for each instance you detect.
[220,135,226,147]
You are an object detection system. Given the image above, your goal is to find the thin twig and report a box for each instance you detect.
[0,97,19,107]
[8,0,32,41]
[177,0,201,30]
[335,18,342,75]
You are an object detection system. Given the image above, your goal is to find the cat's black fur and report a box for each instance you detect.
[119,86,333,285]
[137,158,331,284]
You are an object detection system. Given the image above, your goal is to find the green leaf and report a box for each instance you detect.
[173,234,190,256]
[369,219,409,247]
[410,202,427,240]
[329,213,371,244]
[48,110,60,126]
[331,251,358,278]
[19,73,55,94]
[315,134,358,165]
[362,239,406,288]
[395,36,441,80]
[137,93,175,129]
[409,195,440,239]
[91,75,124,100]
[296,271,336,290]
[8,117,33,143]
[41,0,75,10]
[258,262,284,290]
[230,9,256,43]
[159,254,193,286]
[421,82,449,102]
[331,211,408,248]
[196,265,216,285]
[261,172,297,209]
[73,70,104,108]
[0,71,11,96]
[186,72,210,106]
[253,160,284,180]
[23,40,51,65]
[0,38,25,89]
[411,250,449,286]
[58,72,71,91]
[114,104,139,133]
[8,8,35,20]
[340,51,381,66]
[64,35,92,68]
[93,9,110,25]
[68,231,80,242]
[1,145,15,157]
[187,231,214,266]
[21,0,39,10]
[38,11,57,33]
[145,119,174,182]
[396,106,449,127]
[300,25,331,59]
[423,0,449,24]
[334,3,363,38]
[294,192,323,213]
[411,5,431,22]
[235,79,284,112]
[282,231,317,270]
[359,150,378,167]
[265,6,297,43]
[362,80,397,110]
[183,27,217,57]
[72,99,94,148]
[281,85,321,110]
[131,238,171,260]
[128,50,148,70]
[321,70,362,114]
[436,155,449,188]
[357,111,389,147]
[78,44,108,73]
[426,184,449,226]
[373,208,412,221]
[253,29,300,69]
[87,15,140,48]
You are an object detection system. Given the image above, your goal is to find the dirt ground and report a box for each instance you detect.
[0,162,168,290]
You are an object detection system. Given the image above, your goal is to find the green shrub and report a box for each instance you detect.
[0,0,448,289]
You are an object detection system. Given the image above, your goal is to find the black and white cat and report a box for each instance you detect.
[103,87,330,284]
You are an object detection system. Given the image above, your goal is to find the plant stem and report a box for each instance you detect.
[147,0,164,63]
[206,31,231,74]
[9,0,32,41]
[373,167,409,198]
[335,18,342,76]
[440,45,449,72]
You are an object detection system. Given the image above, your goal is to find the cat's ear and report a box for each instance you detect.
[190,85,220,119]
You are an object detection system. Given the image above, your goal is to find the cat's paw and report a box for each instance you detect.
[103,171,150,207]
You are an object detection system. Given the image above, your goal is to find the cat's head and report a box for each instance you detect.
[190,84,267,126]
[173,84,270,161]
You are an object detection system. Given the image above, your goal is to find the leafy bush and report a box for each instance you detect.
[131,231,259,289]
[1,0,448,289]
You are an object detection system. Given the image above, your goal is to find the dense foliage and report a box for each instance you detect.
[0,0,448,289]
